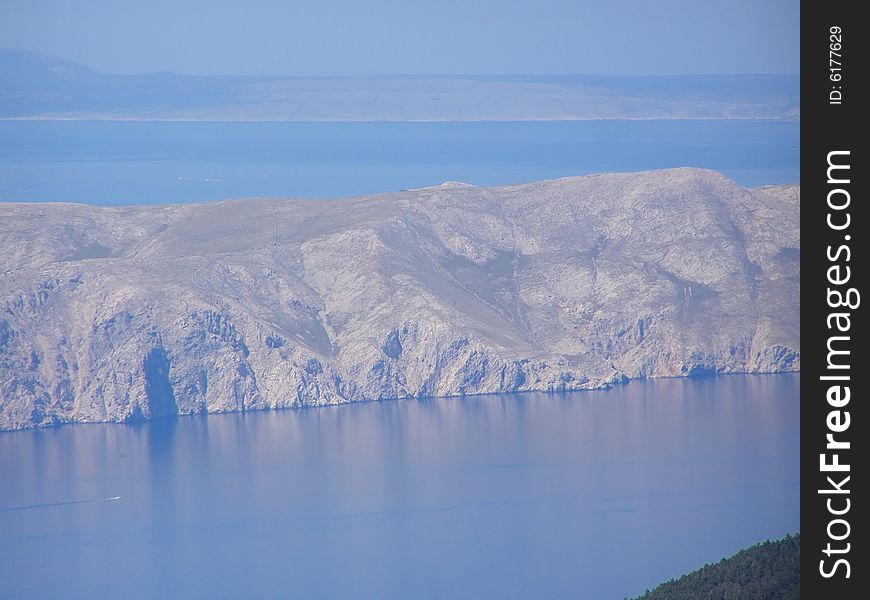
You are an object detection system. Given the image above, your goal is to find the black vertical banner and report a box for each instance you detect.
[802,1,864,597]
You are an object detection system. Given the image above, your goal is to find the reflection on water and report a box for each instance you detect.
[0,375,799,599]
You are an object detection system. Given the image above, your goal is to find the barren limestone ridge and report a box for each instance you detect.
[0,169,799,430]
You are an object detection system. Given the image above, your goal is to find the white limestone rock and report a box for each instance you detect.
[0,169,800,430]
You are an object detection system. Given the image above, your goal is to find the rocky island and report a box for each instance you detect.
[1,49,799,121]
[0,168,799,430]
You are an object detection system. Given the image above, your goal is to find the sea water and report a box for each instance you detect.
[0,120,799,205]
[0,375,799,599]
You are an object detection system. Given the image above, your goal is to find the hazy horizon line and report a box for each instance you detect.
[1,47,801,80]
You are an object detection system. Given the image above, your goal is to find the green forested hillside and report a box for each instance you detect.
[633,534,799,600]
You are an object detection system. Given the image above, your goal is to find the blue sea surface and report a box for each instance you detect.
[0,375,799,599]
[0,120,798,204]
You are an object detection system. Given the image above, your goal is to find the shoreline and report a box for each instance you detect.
[0,371,801,434]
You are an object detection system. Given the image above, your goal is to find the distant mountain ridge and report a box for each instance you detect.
[0,49,800,121]
[0,169,799,430]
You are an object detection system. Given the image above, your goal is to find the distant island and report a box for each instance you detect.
[633,534,800,599]
[0,49,799,122]
[0,168,799,430]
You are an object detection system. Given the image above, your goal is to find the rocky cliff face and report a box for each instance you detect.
[0,169,799,430]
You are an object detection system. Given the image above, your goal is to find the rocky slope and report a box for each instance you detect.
[0,169,799,430]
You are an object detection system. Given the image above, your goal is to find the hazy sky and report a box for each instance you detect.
[1,0,799,76]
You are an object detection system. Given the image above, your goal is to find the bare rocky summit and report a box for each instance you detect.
[0,169,799,430]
